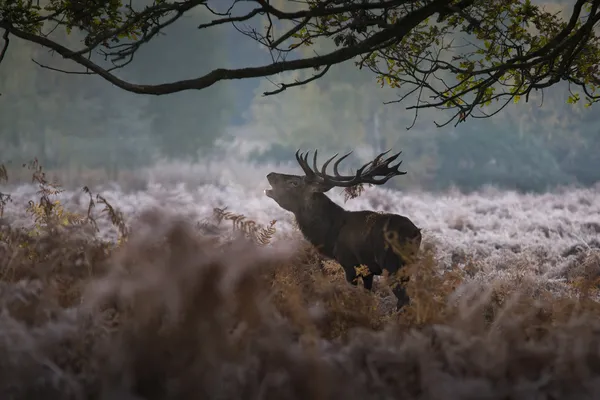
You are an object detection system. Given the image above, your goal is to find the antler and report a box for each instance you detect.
[295,149,406,187]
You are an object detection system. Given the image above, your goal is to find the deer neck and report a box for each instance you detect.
[293,193,346,256]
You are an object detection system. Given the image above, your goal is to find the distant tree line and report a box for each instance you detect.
[1,0,599,193]
[248,117,600,193]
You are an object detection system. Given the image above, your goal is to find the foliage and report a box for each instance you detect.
[0,164,10,217]
[294,0,600,126]
[0,1,235,168]
[24,159,86,234]
[433,124,575,192]
[2,1,600,193]
[2,0,600,129]
[0,27,157,171]
[244,73,373,151]
[212,207,277,246]
[116,3,236,158]
[0,159,127,261]
[246,122,583,193]
[2,157,600,396]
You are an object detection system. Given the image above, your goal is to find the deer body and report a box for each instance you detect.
[265,150,422,310]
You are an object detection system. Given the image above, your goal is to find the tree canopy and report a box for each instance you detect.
[1,0,600,126]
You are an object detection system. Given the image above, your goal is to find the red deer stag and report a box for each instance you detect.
[265,149,422,311]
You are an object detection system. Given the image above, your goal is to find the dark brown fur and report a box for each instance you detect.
[265,150,422,310]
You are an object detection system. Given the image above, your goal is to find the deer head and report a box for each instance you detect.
[265,149,407,212]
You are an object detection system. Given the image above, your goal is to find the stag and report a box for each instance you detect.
[264,149,422,311]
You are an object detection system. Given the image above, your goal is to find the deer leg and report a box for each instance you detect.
[382,250,411,311]
[362,263,383,291]
[391,275,411,311]
[342,266,358,286]
[362,274,374,291]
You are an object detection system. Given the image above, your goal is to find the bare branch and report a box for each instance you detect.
[0,29,8,96]
[30,57,93,74]
[198,0,410,32]
[68,1,202,58]
[0,29,8,65]
[1,0,600,129]
[263,64,332,95]
[0,0,447,95]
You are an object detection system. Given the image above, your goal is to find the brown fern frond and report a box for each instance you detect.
[0,164,10,218]
[20,159,67,225]
[213,207,228,224]
[341,158,383,202]
[0,164,7,183]
[213,208,249,230]
[255,220,277,245]
[212,208,277,245]
[0,192,10,218]
[196,219,221,236]
[82,186,99,233]
[343,184,369,203]
[66,213,88,226]
[96,194,128,240]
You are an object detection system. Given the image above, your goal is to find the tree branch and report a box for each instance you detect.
[0,0,449,95]
[0,29,8,96]
[2,0,600,129]
[197,0,410,31]
[0,28,8,62]
[263,64,332,95]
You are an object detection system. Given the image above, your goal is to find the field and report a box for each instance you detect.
[1,159,600,399]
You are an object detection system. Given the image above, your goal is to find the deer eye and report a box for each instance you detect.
[290,181,299,187]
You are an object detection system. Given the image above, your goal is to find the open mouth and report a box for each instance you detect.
[264,187,273,198]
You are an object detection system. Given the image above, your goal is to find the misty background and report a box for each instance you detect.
[0,0,598,194]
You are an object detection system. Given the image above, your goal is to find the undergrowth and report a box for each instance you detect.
[1,160,600,399]
[212,207,277,245]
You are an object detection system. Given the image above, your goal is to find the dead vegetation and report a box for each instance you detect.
[2,161,600,399]
[213,207,277,245]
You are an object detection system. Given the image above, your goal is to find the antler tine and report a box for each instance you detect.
[312,149,319,173]
[374,148,393,162]
[305,151,317,176]
[359,150,407,184]
[296,149,406,187]
[365,150,398,172]
[372,151,402,169]
[309,150,356,182]
[332,152,354,179]
[321,152,339,176]
[295,149,317,177]
[330,149,407,187]
[384,150,402,165]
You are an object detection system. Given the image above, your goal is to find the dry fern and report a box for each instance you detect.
[0,163,11,218]
[23,159,67,227]
[569,250,600,300]
[82,186,129,245]
[342,153,389,202]
[26,200,87,230]
[213,207,277,245]
[384,226,464,325]
[343,184,367,203]
[0,164,6,182]
[21,160,89,233]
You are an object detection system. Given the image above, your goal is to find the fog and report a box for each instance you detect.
[0,0,598,195]
[3,3,600,397]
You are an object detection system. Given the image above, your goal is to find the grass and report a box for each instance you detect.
[2,161,600,399]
